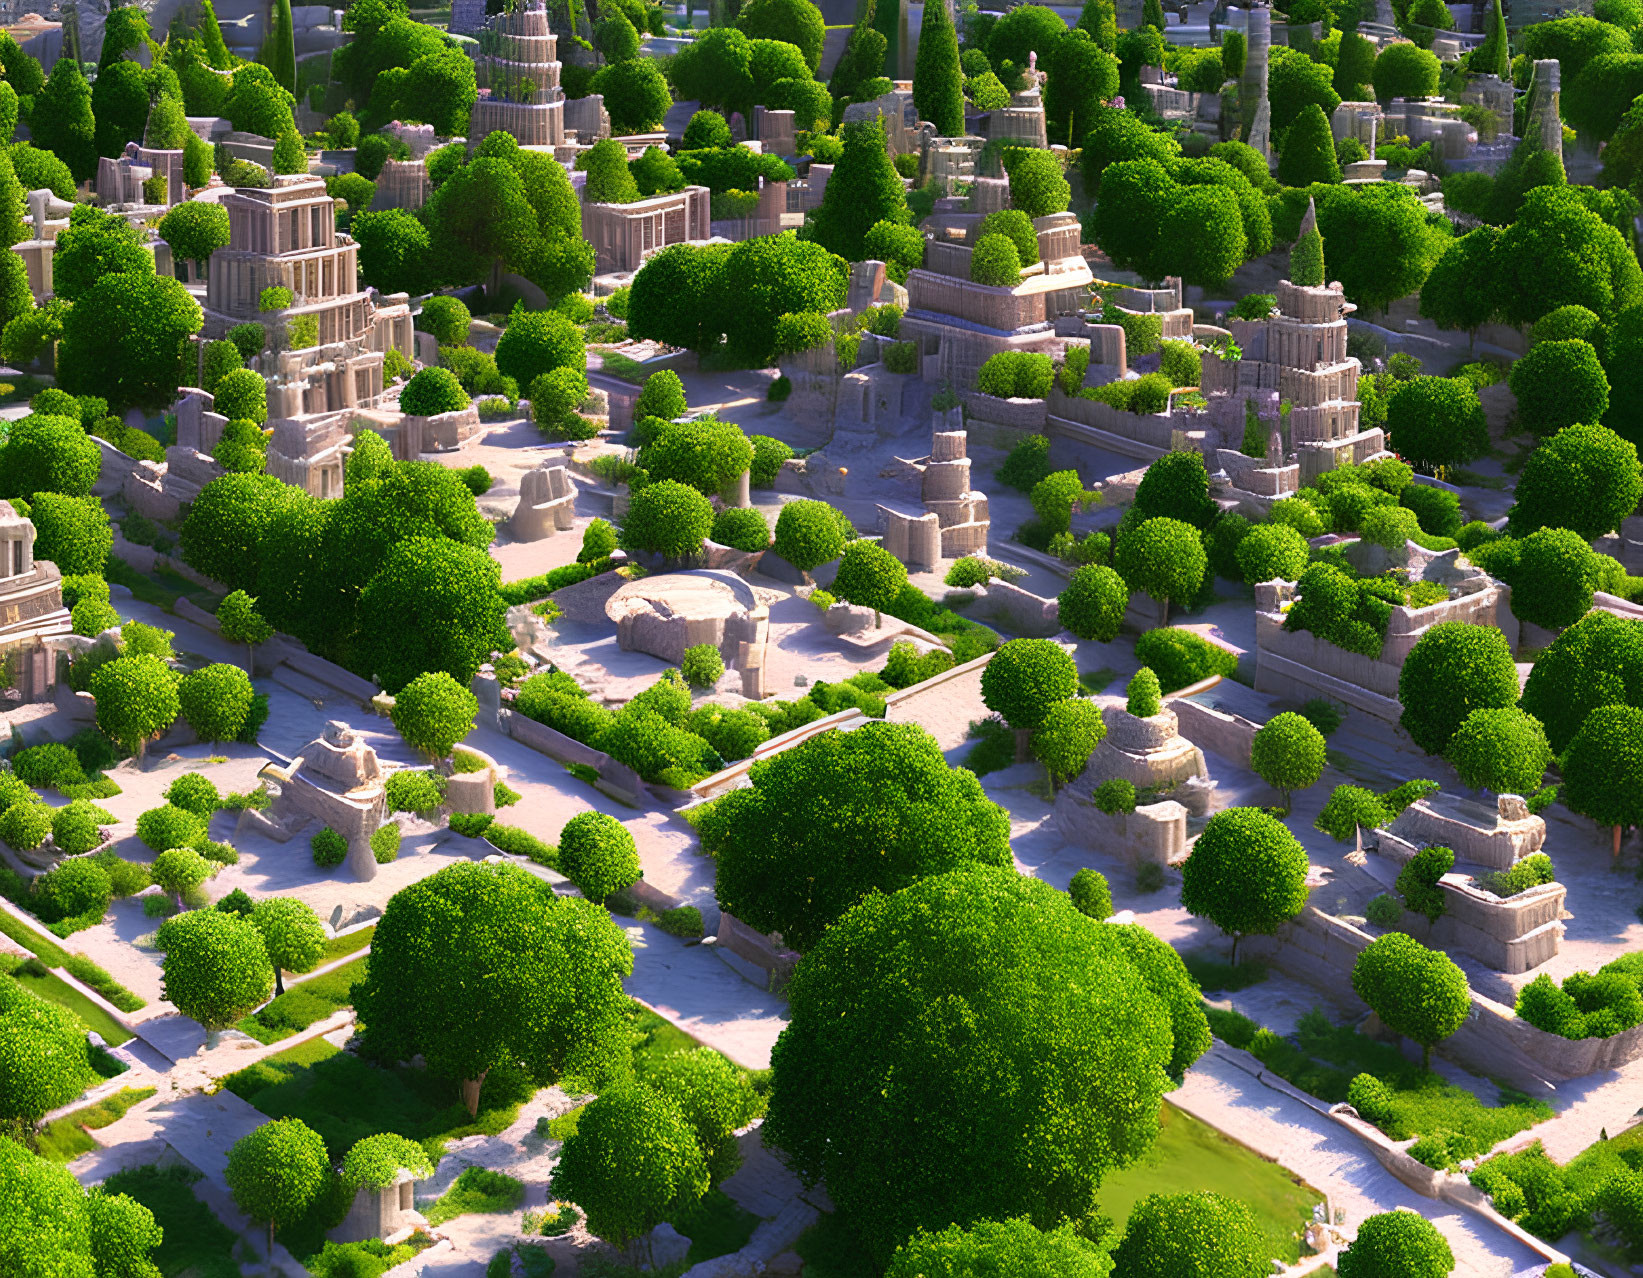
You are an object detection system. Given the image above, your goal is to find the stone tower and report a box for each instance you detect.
[469,0,567,151]
[1526,59,1562,164]
[1241,1,1273,165]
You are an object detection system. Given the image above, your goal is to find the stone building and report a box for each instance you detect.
[582,185,712,275]
[878,408,990,571]
[368,158,431,212]
[468,0,567,152]
[901,209,1092,390]
[254,720,389,881]
[0,501,70,704]
[96,142,186,210]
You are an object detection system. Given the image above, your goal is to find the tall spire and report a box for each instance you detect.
[1290,197,1325,287]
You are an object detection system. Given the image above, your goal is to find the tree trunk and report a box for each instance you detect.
[1353,823,1363,857]
[1421,1043,1431,1071]
[1615,824,1624,860]
[1229,933,1239,965]
[274,968,285,997]
[1013,727,1032,763]
[268,1221,275,1260]
[459,1069,490,1119]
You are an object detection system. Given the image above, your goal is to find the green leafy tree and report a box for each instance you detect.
[1397,622,1520,755]
[0,413,101,499]
[1234,523,1310,585]
[1351,932,1470,1067]
[0,977,98,1121]
[1279,102,1342,187]
[1495,187,1642,328]
[582,137,642,203]
[886,1218,1112,1278]
[31,58,96,183]
[709,721,1010,951]
[642,1046,761,1183]
[1180,807,1310,961]
[353,861,633,1115]
[765,864,1206,1262]
[251,897,325,996]
[670,27,756,116]
[1520,610,1643,752]
[357,538,510,695]
[1334,28,1379,98]
[159,201,231,271]
[912,0,963,135]
[1058,563,1129,641]
[1003,146,1072,218]
[1385,376,1488,471]
[177,662,255,744]
[494,310,584,390]
[639,419,754,496]
[0,1140,162,1276]
[1250,711,1326,811]
[390,670,478,762]
[158,908,274,1036]
[1069,867,1113,921]
[352,208,433,296]
[1418,226,1502,343]
[772,499,852,570]
[1128,666,1162,717]
[217,589,274,670]
[804,116,908,262]
[738,0,825,72]
[1560,703,1643,856]
[1109,1191,1269,1278]
[981,638,1078,731]
[831,538,908,626]
[58,273,203,411]
[225,1118,330,1257]
[28,494,112,577]
[1506,526,1605,629]
[1337,1210,1455,1278]
[1031,697,1106,792]
[151,846,213,910]
[1045,34,1120,148]
[557,811,641,901]
[623,480,714,558]
[89,654,179,760]
[591,58,673,133]
[1115,516,1207,617]
[1315,784,1388,856]
[551,1084,709,1261]
[1446,706,1552,797]
[1372,41,1439,102]
[1508,423,1643,539]
[1509,339,1609,437]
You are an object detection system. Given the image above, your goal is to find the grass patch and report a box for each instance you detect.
[1096,1102,1319,1265]
[1183,955,1268,993]
[221,1042,535,1163]
[35,1085,157,1162]
[235,956,366,1045]
[307,1233,436,1278]
[5,964,132,1045]
[0,907,71,965]
[321,926,374,962]
[672,1188,759,1264]
[630,1005,705,1076]
[598,351,647,383]
[426,1166,527,1225]
[103,1163,241,1278]
[1079,667,1121,694]
[536,1103,586,1141]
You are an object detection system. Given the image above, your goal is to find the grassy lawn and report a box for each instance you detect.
[1079,666,1122,694]
[235,956,366,1045]
[1095,1102,1320,1265]
[321,926,374,962]
[36,1086,156,1162]
[4,965,133,1045]
[103,1163,241,1278]
[674,1188,759,1264]
[425,1166,526,1225]
[220,1039,535,1163]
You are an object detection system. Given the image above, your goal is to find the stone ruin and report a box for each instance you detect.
[14,187,76,300]
[329,1169,426,1246]
[0,500,70,705]
[509,460,578,541]
[1373,792,1566,974]
[605,570,772,699]
[251,720,388,881]
[878,408,991,572]
[96,142,186,213]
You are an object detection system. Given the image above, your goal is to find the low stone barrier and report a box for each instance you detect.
[1170,696,1259,769]
[497,707,646,805]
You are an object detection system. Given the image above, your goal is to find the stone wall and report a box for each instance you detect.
[498,706,646,804]
[968,580,1061,637]
[1169,696,1259,769]
[1054,792,1189,865]
[959,390,1047,430]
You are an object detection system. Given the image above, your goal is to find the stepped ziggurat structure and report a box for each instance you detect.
[1202,199,1388,503]
[201,175,415,499]
[468,0,567,153]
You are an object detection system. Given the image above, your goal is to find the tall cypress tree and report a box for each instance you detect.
[913,0,963,136]
[1076,0,1117,53]
[806,115,910,261]
[200,0,235,69]
[1277,103,1341,187]
[265,0,297,96]
[32,57,97,186]
[1474,0,1509,81]
[1142,0,1166,32]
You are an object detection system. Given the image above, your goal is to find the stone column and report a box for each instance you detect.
[1241,2,1273,165]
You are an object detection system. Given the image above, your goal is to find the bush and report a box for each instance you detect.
[1396,844,1454,922]
[311,826,348,868]
[13,743,86,790]
[997,435,1052,492]
[164,773,220,819]
[36,857,112,924]
[485,824,557,866]
[748,435,793,487]
[136,804,206,855]
[772,499,853,571]
[977,350,1053,399]
[969,231,1022,286]
[623,480,713,558]
[681,643,725,689]
[51,800,111,856]
[371,822,401,864]
[385,770,445,815]
[1482,852,1555,898]
[1366,893,1403,927]
[1058,564,1128,643]
[449,813,495,838]
[1093,777,1137,814]
[1133,627,1239,692]
[399,366,471,417]
[1068,868,1112,920]
[882,340,919,374]
[557,811,641,901]
[710,506,770,552]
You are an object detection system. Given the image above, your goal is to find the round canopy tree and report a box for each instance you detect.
[177,662,254,744]
[1180,807,1310,961]
[0,977,98,1121]
[886,1218,1110,1278]
[981,638,1079,731]
[89,653,180,760]
[557,811,641,902]
[1235,523,1310,587]
[1507,526,1603,630]
[357,537,510,695]
[710,721,1010,951]
[550,1084,708,1261]
[643,1047,763,1184]
[1508,339,1610,438]
[1507,422,1643,541]
[1520,610,1643,752]
[1109,1191,1270,1278]
[771,499,852,571]
[225,1118,330,1257]
[1031,697,1106,792]
[352,861,633,1116]
[0,413,100,499]
[0,1140,162,1278]
[250,897,326,996]
[622,480,714,559]
[1396,621,1520,755]
[1561,703,1643,857]
[390,670,478,762]
[1116,516,1208,616]
[1249,711,1326,810]
[764,864,1207,1262]
[1351,932,1470,1067]
[1385,377,1488,471]
[831,539,908,627]
[157,908,275,1039]
[1337,1210,1456,1278]
[1058,563,1129,642]
[1446,707,1552,796]
[57,271,203,411]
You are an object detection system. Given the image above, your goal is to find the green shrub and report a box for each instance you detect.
[710,506,770,552]
[1395,844,1454,922]
[449,813,495,838]
[681,644,725,689]
[654,905,703,938]
[13,743,87,790]
[1300,698,1342,736]
[1069,867,1112,920]
[1093,777,1137,814]
[371,822,401,863]
[976,350,1053,399]
[135,804,206,854]
[883,341,919,374]
[485,823,557,866]
[385,770,445,814]
[997,434,1052,492]
[311,826,347,867]
[164,772,220,819]
[1133,627,1239,691]
[1481,852,1554,898]
[1366,893,1403,927]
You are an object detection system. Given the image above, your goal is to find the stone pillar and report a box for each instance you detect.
[1242,2,1273,164]
[739,640,767,699]
[721,468,752,509]
[1528,59,1562,163]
